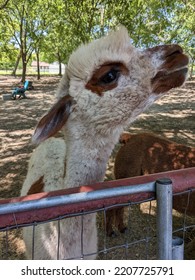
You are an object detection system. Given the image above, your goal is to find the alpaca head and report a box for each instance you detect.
[33,26,188,143]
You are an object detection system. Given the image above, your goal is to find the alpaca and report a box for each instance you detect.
[106,132,195,237]
[20,26,189,259]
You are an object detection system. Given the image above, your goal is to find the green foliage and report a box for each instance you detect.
[0,0,194,79]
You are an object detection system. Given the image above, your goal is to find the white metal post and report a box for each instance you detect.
[156,178,173,260]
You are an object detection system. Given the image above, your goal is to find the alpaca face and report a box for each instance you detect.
[33,26,189,143]
[65,28,188,133]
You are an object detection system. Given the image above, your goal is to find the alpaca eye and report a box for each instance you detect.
[100,69,120,84]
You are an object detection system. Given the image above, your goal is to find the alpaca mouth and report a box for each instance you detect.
[176,66,188,74]
[167,66,188,77]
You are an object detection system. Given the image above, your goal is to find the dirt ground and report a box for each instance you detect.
[0,75,195,260]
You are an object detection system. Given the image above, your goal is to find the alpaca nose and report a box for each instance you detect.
[163,44,183,58]
[161,44,189,72]
[145,44,189,71]
[149,44,189,94]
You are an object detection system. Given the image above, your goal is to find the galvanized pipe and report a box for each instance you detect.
[156,178,173,260]
[0,182,155,216]
[172,236,184,260]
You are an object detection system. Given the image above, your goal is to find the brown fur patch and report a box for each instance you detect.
[145,44,188,94]
[27,176,45,195]
[149,45,188,94]
[115,133,195,179]
[119,132,132,144]
[151,67,188,94]
[85,62,129,95]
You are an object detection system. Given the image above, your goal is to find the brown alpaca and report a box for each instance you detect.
[106,132,195,236]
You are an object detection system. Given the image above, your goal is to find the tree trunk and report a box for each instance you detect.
[57,51,62,76]
[11,51,21,76]
[21,53,27,82]
[59,62,62,76]
[100,6,105,36]
[36,49,41,80]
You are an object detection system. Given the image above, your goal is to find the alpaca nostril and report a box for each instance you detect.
[159,44,189,75]
[144,44,184,60]
[165,45,183,57]
[168,50,181,56]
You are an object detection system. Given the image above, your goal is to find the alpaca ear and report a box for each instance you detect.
[32,95,73,144]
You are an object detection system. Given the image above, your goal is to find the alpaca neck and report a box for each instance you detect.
[63,121,122,188]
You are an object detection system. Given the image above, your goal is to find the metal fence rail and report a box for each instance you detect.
[0,182,156,216]
[0,167,195,260]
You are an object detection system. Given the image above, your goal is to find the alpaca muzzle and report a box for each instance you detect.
[147,44,189,94]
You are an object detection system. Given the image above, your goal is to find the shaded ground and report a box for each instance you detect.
[0,75,194,259]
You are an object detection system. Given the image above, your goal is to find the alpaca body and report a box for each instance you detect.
[21,138,66,196]
[23,208,97,260]
[22,124,122,259]
[115,132,195,178]
[21,27,189,258]
[106,132,195,236]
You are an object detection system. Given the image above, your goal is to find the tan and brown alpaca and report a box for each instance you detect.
[106,132,195,237]
[21,26,189,259]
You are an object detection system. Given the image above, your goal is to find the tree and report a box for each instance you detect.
[41,0,105,75]
[0,0,9,9]
[0,0,194,79]
[2,0,52,81]
[171,1,195,78]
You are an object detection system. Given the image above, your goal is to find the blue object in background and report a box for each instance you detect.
[11,80,29,99]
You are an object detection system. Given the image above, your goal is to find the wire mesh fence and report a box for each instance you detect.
[0,199,158,260]
[0,168,195,260]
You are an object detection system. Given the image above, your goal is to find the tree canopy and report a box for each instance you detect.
[0,0,194,80]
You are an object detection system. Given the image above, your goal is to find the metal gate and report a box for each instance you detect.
[0,168,195,260]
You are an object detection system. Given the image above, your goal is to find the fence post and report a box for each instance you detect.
[156,178,173,260]
[172,236,184,260]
